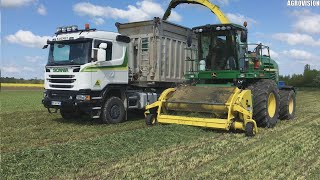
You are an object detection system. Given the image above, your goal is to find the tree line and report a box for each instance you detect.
[279,64,320,87]
[0,77,44,84]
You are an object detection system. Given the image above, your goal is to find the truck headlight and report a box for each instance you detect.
[43,90,47,98]
[76,95,90,101]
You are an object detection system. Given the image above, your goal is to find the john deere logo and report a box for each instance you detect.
[53,68,68,72]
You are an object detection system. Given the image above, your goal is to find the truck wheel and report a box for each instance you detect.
[146,114,157,126]
[245,122,255,137]
[279,90,296,120]
[60,109,77,120]
[248,79,280,128]
[101,97,125,124]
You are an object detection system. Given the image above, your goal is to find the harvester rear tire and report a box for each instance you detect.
[279,90,296,120]
[248,79,280,128]
[101,97,125,124]
[146,114,157,126]
[245,122,255,137]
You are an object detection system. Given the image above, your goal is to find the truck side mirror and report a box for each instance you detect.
[241,31,247,43]
[97,43,107,61]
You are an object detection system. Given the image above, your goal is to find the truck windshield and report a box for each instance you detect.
[47,41,91,66]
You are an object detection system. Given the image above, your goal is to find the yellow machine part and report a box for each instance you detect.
[145,86,258,134]
[163,0,230,24]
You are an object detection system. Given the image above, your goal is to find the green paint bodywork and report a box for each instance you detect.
[80,50,129,72]
[187,24,279,84]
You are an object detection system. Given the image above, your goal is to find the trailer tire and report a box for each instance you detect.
[248,79,280,128]
[146,114,157,126]
[279,90,296,120]
[101,97,125,124]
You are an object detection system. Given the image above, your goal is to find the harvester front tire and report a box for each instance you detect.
[279,90,296,120]
[245,122,255,137]
[101,97,125,124]
[248,79,280,128]
[146,114,157,126]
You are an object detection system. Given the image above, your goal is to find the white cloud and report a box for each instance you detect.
[281,49,319,66]
[93,17,105,25]
[272,33,320,46]
[226,13,257,26]
[6,30,51,48]
[291,9,320,34]
[214,0,230,5]
[25,56,45,63]
[23,66,36,72]
[1,0,35,8]
[1,65,19,73]
[276,49,320,75]
[73,1,182,24]
[270,50,279,59]
[37,4,47,15]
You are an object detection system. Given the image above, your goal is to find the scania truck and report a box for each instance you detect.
[42,18,196,123]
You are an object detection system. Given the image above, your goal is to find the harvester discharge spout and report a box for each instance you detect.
[163,0,230,24]
[145,86,258,136]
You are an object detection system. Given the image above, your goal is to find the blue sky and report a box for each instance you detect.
[1,0,320,79]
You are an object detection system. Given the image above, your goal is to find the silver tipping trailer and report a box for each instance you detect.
[116,17,197,87]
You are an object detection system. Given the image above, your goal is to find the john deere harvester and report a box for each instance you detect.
[145,0,296,136]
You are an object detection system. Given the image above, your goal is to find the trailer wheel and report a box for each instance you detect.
[245,122,255,137]
[279,90,296,120]
[60,109,78,120]
[248,79,280,128]
[146,114,157,126]
[101,97,125,124]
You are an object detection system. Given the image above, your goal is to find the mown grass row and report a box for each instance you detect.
[1,90,320,179]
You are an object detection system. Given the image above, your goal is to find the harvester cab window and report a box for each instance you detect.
[93,40,113,61]
[200,31,237,70]
[236,31,246,58]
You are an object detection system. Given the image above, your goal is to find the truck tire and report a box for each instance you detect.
[279,90,296,120]
[248,79,280,128]
[101,97,125,124]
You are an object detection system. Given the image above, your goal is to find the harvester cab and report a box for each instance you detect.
[145,0,296,136]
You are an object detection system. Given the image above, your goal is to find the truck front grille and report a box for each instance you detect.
[50,84,74,88]
[48,79,76,83]
[49,90,74,99]
[47,75,75,89]
[49,75,74,78]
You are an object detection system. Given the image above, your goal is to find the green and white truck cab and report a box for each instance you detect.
[42,20,196,123]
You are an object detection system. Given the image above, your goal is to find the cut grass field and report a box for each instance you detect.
[1,89,320,179]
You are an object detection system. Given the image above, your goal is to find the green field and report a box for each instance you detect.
[1,90,320,179]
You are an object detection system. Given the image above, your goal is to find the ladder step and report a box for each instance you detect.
[92,97,102,100]
[92,116,100,119]
[129,96,138,100]
[92,107,101,110]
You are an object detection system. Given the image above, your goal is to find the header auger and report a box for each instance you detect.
[145,0,296,136]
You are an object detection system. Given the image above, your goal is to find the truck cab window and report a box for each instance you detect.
[93,40,112,61]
